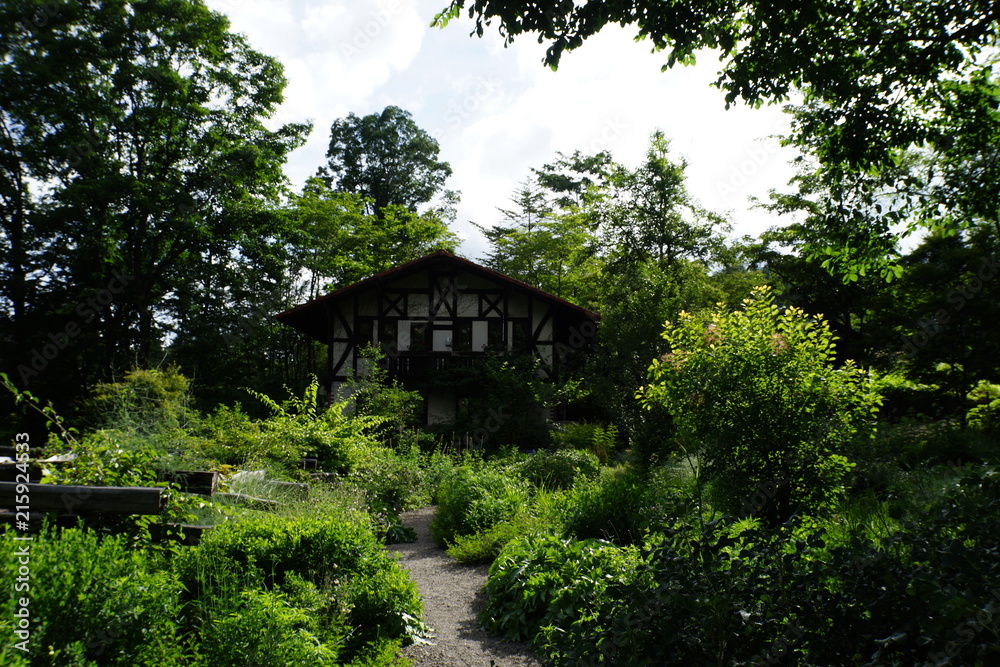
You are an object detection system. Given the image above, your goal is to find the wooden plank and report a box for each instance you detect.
[0,482,164,515]
[0,465,44,483]
[167,470,219,496]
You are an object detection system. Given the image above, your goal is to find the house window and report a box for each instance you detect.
[409,322,427,352]
[453,322,472,351]
[356,317,375,346]
[487,319,504,348]
[378,319,398,354]
[511,320,530,352]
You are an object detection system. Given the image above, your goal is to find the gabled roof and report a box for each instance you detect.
[274,250,599,342]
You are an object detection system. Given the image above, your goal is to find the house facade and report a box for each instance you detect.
[274,250,599,423]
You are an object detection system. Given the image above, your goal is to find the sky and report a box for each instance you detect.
[204,0,802,260]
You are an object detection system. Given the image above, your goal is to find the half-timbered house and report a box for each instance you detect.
[274,250,599,423]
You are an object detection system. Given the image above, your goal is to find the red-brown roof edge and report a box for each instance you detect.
[273,250,600,323]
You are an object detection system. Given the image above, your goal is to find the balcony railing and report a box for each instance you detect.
[385,352,483,382]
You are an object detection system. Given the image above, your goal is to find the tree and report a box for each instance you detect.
[604,131,729,272]
[0,0,309,404]
[318,105,454,219]
[473,180,598,299]
[434,0,1000,273]
[640,287,880,524]
[286,178,459,296]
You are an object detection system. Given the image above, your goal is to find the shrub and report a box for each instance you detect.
[480,468,1000,666]
[516,449,600,490]
[872,371,942,420]
[561,466,646,545]
[640,286,881,524]
[0,525,184,667]
[346,345,424,448]
[85,366,196,434]
[350,444,429,513]
[446,511,547,564]
[201,380,383,473]
[430,465,530,545]
[176,511,422,658]
[198,587,338,667]
[479,534,640,645]
[423,448,459,504]
[551,422,619,463]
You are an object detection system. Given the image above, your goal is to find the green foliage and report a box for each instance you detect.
[437,0,1000,277]
[872,371,944,420]
[515,449,600,490]
[44,429,163,488]
[0,525,184,666]
[476,462,1000,665]
[286,179,458,297]
[177,509,422,657]
[446,511,548,565]
[479,534,640,645]
[967,379,1000,432]
[430,464,531,545]
[319,105,454,219]
[472,179,601,304]
[641,286,881,523]
[197,586,338,667]
[430,352,553,450]
[347,345,425,448]
[350,444,429,513]
[202,378,385,472]
[0,0,309,404]
[85,367,196,434]
[560,467,646,545]
[551,422,619,464]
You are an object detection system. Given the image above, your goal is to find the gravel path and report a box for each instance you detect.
[389,506,541,667]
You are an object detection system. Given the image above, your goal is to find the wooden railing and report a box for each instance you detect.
[386,352,483,381]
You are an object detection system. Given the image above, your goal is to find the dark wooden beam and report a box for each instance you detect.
[0,482,164,515]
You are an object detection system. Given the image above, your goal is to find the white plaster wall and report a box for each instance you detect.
[456,293,478,317]
[398,320,411,351]
[432,328,452,352]
[472,321,489,351]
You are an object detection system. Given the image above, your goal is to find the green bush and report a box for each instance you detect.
[200,381,382,473]
[430,465,531,545]
[551,422,619,463]
[640,285,880,524]
[176,510,422,657]
[198,586,338,667]
[85,366,197,434]
[446,511,547,564]
[423,448,459,504]
[480,534,640,645]
[0,525,184,667]
[516,449,600,490]
[479,468,1000,665]
[350,444,428,513]
[561,467,646,545]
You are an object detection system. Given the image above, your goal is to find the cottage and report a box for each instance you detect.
[274,250,598,424]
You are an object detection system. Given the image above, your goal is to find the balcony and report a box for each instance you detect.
[384,351,484,382]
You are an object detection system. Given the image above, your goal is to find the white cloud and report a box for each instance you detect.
[206,0,801,258]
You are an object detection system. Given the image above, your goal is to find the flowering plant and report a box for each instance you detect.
[639,286,880,523]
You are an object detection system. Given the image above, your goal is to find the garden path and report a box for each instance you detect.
[389,506,541,667]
